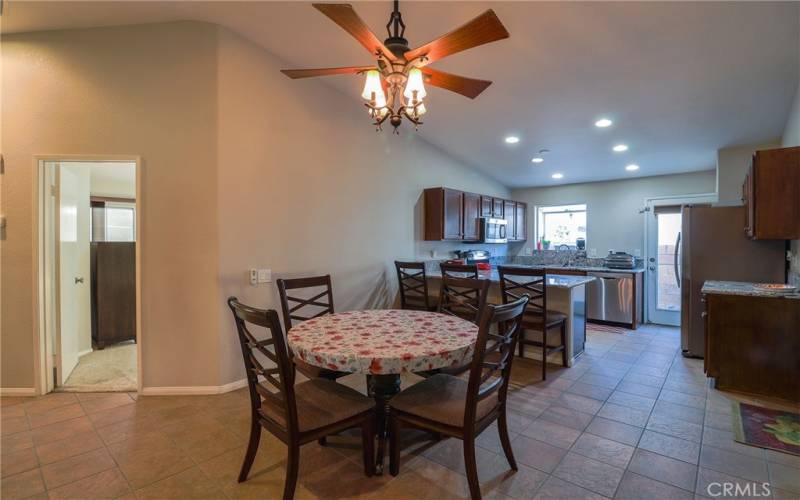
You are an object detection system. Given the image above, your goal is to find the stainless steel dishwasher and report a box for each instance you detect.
[587,272,634,323]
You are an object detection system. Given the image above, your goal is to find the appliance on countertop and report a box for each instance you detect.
[604,251,637,269]
[576,238,586,250]
[479,217,508,244]
[680,205,786,358]
[454,250,492,269]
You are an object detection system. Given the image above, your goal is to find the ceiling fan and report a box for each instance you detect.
[281,1,510,132]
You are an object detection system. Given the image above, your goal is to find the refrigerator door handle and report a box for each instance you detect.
[673,231,681,288]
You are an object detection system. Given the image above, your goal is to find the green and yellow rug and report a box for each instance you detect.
[733,402,800,457]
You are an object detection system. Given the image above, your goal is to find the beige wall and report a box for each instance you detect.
[214,28,508,385]
[716,141,781,205]
[1,22,508,390]
[782,80,800,285]
[510,171,717,257]
[2,22,221,390]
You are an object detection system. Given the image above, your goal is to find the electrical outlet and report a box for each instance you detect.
[524,247,532,256]
[249,269,258,286]
[634,248,641,257]
[257,269,272,283]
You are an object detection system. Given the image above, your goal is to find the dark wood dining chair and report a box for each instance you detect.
[227,297,375,500]
[439,262,479,279]
[438,275,490,324]
[394,261,436,311]
[388,295,530,500]
[276,275,347,381]
[497,266,567,380]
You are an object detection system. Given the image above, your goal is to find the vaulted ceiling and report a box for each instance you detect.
[4,1,798,187]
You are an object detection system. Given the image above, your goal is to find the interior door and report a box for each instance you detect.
[57,164,91,383]
[646,206,682,326]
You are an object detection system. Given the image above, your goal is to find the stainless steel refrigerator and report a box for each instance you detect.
[680,205,786,358]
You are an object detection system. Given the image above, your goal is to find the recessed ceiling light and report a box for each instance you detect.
[626,164,640,171]
[595,118,613,128]
[613,144,629,152]
[551,173,564,179]
[531,157,544,163]
[504,136,520,144]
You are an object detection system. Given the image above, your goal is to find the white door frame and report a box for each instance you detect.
[34,155,143,395]
[642,192,717,324]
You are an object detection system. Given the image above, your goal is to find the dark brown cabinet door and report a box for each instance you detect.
[443,188,464,240]
[463,192,481,241]
[492,198,504,218]
[515,202,527,241]
[743,146,800,239]
[480,196,493,217]
[743,170,754,238]
[503,200,516,239]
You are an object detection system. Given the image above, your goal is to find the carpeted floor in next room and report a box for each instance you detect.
[2,324,799,499]
[61,342,137,392]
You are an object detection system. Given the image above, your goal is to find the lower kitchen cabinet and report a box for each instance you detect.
[703,292,799,401]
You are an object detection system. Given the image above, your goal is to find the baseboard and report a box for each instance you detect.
[0,387,38,396]
[140,378,247,396]
[78,348,93,358]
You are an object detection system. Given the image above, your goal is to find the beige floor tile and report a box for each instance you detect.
[40,448,116,489]
[47,467,132,499]
[94,415,165,446]
[533,475,608,500]
[30,416,94,446]
[615,471,693,500]
[1,447,39,478]
[1,397,33,408]
[27,403,86,429]
[0,468,46,500]
[1,404,27,418]
[107,433,194,489]
[86,402,149,429]
[78,393,135,415]
[2,430,34,454]
[162,414,243,462]
[367,455,468,500]
[1,416,30,436]
[552,452,624,497]
[23,394,78,416]
[34,429,104,465]
[134,466,225,499]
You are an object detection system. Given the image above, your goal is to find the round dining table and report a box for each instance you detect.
[287,309,479,473]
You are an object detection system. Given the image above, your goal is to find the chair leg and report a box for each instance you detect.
[463,437,482,500]
[361,415,375,477]
[560,321,568,367]
[283,443,299,500]
[541,333,548,381]
[389,413,401,477]
[237,416,261,483]
[518,330,524,358]
[497,409,517,471]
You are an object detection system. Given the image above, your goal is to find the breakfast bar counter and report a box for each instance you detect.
[427,270,594,366]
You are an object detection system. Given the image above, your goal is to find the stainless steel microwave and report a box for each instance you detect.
[479,217,508,243]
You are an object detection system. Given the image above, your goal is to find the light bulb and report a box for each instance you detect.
[361,70,384,101]
[406,102,427,117]
[403,68,427,101]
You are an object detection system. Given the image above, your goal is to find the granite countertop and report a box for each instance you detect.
[428,269,595,289]
[539,264,645,273]
[701,281,800,300]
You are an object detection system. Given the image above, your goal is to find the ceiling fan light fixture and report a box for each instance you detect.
[361,70,384,101]
[404,67,427,101]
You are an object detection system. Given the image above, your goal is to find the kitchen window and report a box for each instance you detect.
[536,204,587,248]
[91,200,136,242]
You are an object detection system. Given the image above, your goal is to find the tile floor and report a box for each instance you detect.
[2,324,799,499]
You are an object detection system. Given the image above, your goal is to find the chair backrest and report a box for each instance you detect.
[438,276,490,324]
[497,266,547,322]
[227,297,298,434]
[439,262,479,279]
[276,275,334,331]
[394,261,432,311]
[465,295,529,426]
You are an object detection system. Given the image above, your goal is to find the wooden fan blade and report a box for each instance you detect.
[422,68,492,99]
[280,66,376,79]
[405,10,509,64]
[313,3,396,61]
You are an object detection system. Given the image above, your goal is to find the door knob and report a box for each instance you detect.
[74,277,84,284]
[648,265,656,271]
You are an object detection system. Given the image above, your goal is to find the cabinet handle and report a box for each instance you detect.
[700,311,707,319]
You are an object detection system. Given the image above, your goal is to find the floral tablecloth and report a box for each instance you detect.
[287,309,478,375]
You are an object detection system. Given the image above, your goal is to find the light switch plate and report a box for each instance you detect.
[249,269,258,286]
[257,269,272,283]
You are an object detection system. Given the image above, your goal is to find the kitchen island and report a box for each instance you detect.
[701,280,799,401]
[427,270,594,366]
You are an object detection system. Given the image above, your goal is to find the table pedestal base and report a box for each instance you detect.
[367,374,401,475]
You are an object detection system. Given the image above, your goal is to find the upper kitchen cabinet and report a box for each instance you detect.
[742,146,800,240]
[480,195,504,218]
[514,202,528,241]
[462,192,481,241]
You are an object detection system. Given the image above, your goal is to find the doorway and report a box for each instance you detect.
[646,207,682,325]
[39,159,140,393]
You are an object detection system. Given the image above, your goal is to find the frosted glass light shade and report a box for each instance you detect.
[361,70,384,101]
[403,68,427,100]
